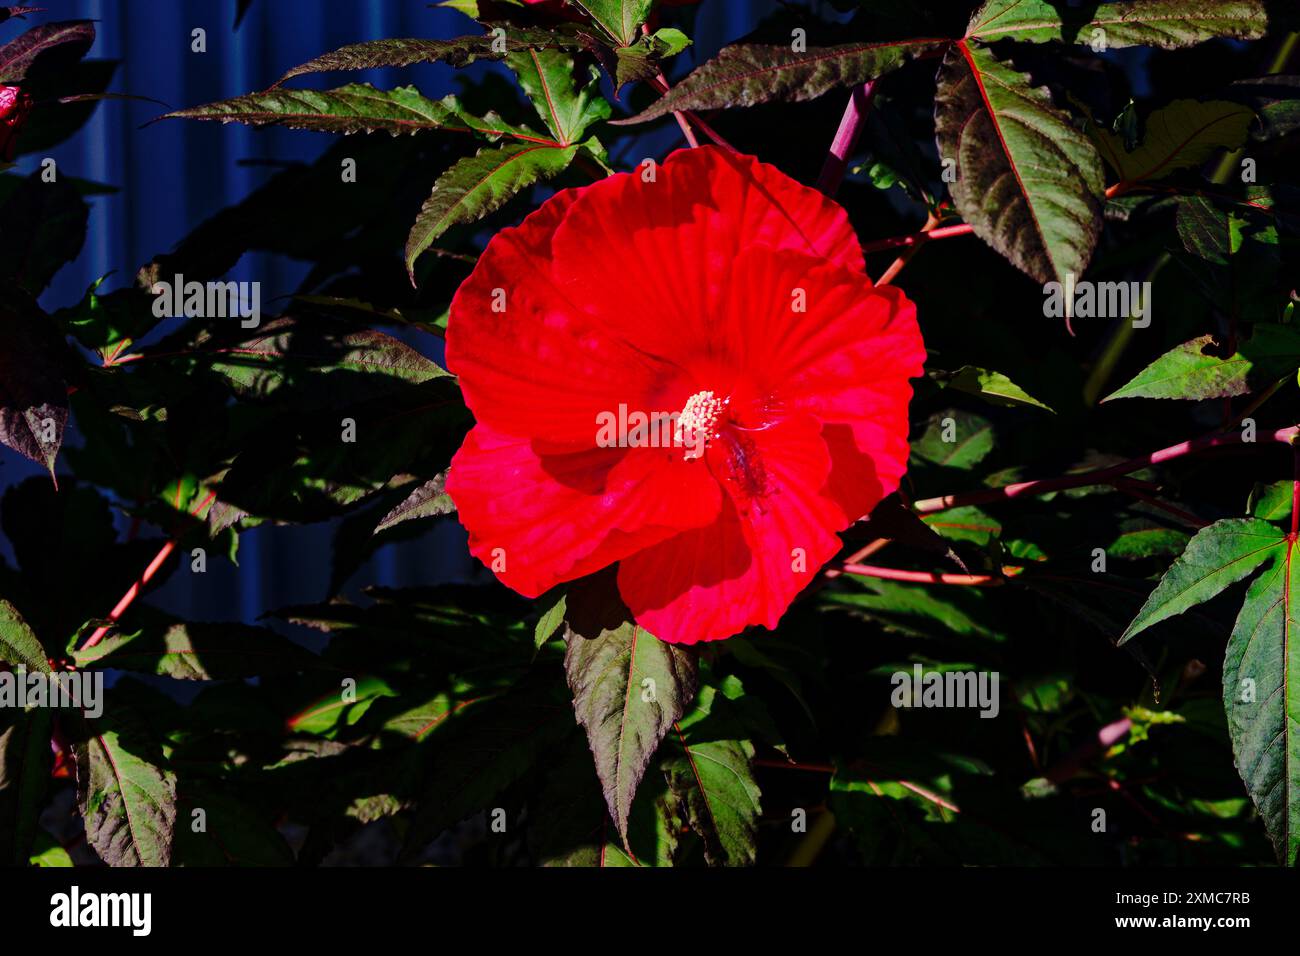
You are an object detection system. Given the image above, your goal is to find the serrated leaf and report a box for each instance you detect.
[162,83,550,141]
[967,0,1279,48]
[0,705,51,864]
[272,28,589,86]
[660,681,760,866]
[508,49,610,145]
[76,707,178,867]
[375,473,455,534]
[1092,99,1254,184]
[564,587,698,844]
[1104,325,1300,402]
[0,599,48,672]
[572,0,653,46]
[613,28,691,89]
[402,679,574,854]
[1250,481,1293,522]
[935,40,1105,285]
[72,614,317,680]
[933,365,1054,411]
[534,591,567,651]
[405,141,577,277]
[1120,517,1284,643]
[0,294,67,476]
[196,317,448,405]
[531,736,676,866]
[618,38,949,123]
[1222,538,1300,863]
[0,20,94,83]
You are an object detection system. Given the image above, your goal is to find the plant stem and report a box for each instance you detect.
[862,221,973,255]
[1291,438,1300,538]
[81,489,218,650]
[912,425,1300,516]
[837,563,1010,586]
[816,82,875,196]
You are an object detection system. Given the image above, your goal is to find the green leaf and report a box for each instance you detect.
[173,786,295,866]
[1229,75,1300,140]
[572,0,654,46]
[0,599,49,672]
[935,41,1105,285]
[0,705,52,864]
[197,317,448,406]
[0,20,94,83]
[1250,481,1293,522]
[271,28,589,86]
[1120,517,1284,644]
[0,293,67,477]
[288,677,399,737]
[612,28,692,89]
[374,472,455,534]
[911,409,994,471]
[162,83,547,140]
[53,282,159,362]
[660,679,761,866]
[932,365,1055,412]
[76,706,178,867]
[1104,325,1300,402]
[72,613,318,680]
[531,736,677,866]
[620,38,949,124]
[564,577,699,845]
[1091,99,1254,184]
[402,678,574,853]
[534,591,567,651]
[405,141,577,277]
[507,49,610,145]
[921,505,1003,546]
[1107,520,1191,560]
[1222,540,1300,863]
[28,830,73,867]
[967,0,1281,48]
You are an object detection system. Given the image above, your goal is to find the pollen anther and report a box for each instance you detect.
[674,390,729,460]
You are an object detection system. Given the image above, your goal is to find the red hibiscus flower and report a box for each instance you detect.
[445,146,924,644]
[0,85,32,161]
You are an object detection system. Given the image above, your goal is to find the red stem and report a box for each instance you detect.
[913,425,1300,516]
[81,489,218,650]
[1292,440,1300,538]
[816,82,875,196]
[838,563,1008,586]
[862,222,973,254]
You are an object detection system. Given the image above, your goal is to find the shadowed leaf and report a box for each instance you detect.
[405,141,577,277]
[618,38,949,124]
[935,40,1105,285]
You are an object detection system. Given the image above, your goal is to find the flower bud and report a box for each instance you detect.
[0,85,33,161]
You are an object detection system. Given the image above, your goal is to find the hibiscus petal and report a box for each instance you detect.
[444,189,677,446]
[447,424,721,597]
[714,247,925,520]
[548,146,866,369]
[617,414,842,644]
